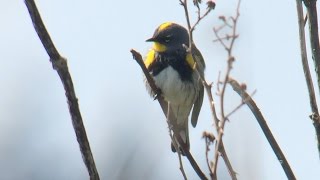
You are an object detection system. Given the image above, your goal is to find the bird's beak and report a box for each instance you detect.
[146,37,156,42]
[146,36,167,52]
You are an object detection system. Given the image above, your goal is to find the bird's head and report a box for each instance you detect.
[146,22,189,53]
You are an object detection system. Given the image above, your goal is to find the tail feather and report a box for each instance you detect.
[169,104,191,155]
[171,124,189,156]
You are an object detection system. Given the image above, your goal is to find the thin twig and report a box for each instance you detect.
[228,78,296,180]
[211,59,232,176]
[213,34,239,43]
[217,71,221,93]
[24,1,99,180]
[202,131,215,179]
[191,8,213,32]
[213,29,229,50]
[215,22,231,33]
[195,0,201,21]
[211,1,241,178]
[225,89,257,119]
[303,0,320,94]
[167,102,187,180]
[205,138,211,175]
[180,0,193,42]
[219,143,237,179]
[130,49,208,180]
[176,141,188,180]
[203,79,237,179]
[180,0,237,179]
[302,0,320,156]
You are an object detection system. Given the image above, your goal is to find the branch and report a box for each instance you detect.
[130,49,208,180]
[180,0,193,42]
[211,1,241,178]
[191,5,214,33]
[301,0,320,156]
[24,1,100,180]
[225,89,257,119]
[202,131,215,178]
[303,0,320,94]
[180,0,215,49]
[228,78,296,180]
[167,103,187,180]
[211,60,233,177]
[180,1,237,179]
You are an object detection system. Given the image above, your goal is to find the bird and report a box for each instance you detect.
[144,22,205,155]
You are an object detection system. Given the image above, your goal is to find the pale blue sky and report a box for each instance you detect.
[1,0,320,179]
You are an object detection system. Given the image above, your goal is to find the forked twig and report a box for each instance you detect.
[225,89,257,119]
[211,1,241,178]
[202,131,215,178]
[179,0,237,179]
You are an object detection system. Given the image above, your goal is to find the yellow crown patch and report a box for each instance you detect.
[158,22,173,31]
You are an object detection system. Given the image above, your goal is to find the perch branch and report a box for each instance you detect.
[228,78,296,180]
[24,1,100,179]
[301,0,320,156]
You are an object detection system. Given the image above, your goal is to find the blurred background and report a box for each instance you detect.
[1,0,320,179]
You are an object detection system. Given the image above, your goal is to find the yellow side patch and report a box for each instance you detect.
[153,42,167,52]
[158,22,173,31]
[144,49,156,68]
[186,53,196,69]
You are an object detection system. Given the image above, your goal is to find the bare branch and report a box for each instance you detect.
[211,1,241,178]
[180,0,237,179]
[225,89,257,119]
[180,0,193,43]
[191,7,213,33]
[213,28,229,51]
[202,131,215,178]
[24,1,99,179]
[211,64,232,176]
[167,103,187,180]
[228,78,296,180]
[303,1,320,95]
[213,34,239,43]
[301,0,320,156]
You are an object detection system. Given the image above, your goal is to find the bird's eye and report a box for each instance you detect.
[164,35,172,43]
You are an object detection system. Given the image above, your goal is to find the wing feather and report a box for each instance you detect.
[191,43,205,127]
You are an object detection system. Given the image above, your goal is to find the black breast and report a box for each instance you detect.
[147,50,193,81]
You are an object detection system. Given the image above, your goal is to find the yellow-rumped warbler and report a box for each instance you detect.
[144,22,205,154]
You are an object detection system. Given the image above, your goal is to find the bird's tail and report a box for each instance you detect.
[169,104,192,156]
[171,122,189,156]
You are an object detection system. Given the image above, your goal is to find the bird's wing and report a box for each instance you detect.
[191,43,205,127]
[191,82,204,127]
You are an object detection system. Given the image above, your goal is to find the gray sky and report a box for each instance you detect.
[1,0,320,179]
